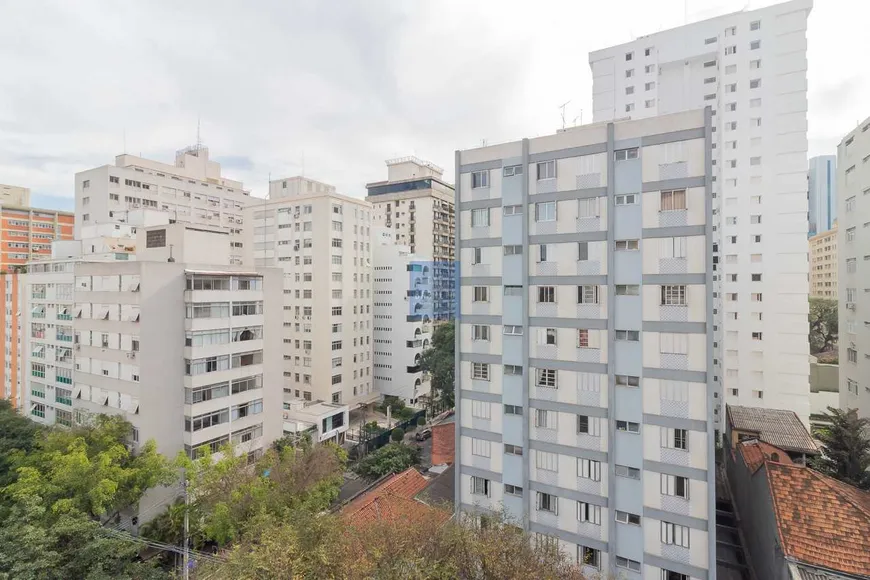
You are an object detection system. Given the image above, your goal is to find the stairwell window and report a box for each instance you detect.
[615,330,639,342]
[614,148,638,161]
[615,239,639,251]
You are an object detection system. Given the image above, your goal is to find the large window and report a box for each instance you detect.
[579,546,600,569]
[577,501,601,524]
[535,201,556,222]
[661,521,690,548]
[471,363,490,381]
[472,325,490,341]
[471,208,490,227]
[185,329,230,347]
[578,285,599,304]
[536,160,556,180]
[470,476,490,496]
[661,189,687,211]
[473,286,489,302]
[232,301,263,316]
[536,492,558,513]
[186,276,230,290]
[536,368,557,388]
[537,286,556,303]
[186,302,230,319]
[471,170,489,189]
[185,408,230,432]
[186,381,230,404]
[661,473,689,499]
[661,285,687,306]
[578,458,601,481]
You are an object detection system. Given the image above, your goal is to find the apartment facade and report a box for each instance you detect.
[1,204,74,271]
[74,145,252,265]
[589,0,812,426]
[246,178,375,408]
[455,109,714,579]
[366,157,456,321]
[0,183,30,206]
[21,224,284,463]
[808,225,837,298]
[372,229,433,405]
[808,155,837,236]
[1,271,25,407]
[837,119,870,417]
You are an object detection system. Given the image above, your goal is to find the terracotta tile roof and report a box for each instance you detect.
[728,405,819,455]
[766,461,870,577]
[342,468,429,516]
[431,422,455,466]
[737,440,794,473]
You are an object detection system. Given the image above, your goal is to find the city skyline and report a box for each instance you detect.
[0,0,862,206]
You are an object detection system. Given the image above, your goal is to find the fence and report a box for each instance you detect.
[346,408,432,460]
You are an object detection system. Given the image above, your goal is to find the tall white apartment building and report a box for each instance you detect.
[372,228,433,405]
[808,154,837,236]
[589,0,813,426]
[366,157,456,321]
[455,109,714,580]
[246,177,375,408]
[837,118,870,417]
[22,222,284,463]
[75,145,253,265]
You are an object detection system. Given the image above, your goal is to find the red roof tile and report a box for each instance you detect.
[737,440,794,473]
[766,462,870,576]
[343,468,429,516]
[342,468,450,528]
[431,422,455,466]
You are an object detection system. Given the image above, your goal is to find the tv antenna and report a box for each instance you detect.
[559,101,571,130]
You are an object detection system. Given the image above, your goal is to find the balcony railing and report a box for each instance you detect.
[56,333,73,343]
[56,376,73,385]
[57,313,73,321]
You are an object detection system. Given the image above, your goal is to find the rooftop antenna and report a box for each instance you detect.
[196,117,203,152]
[559,101,571,130]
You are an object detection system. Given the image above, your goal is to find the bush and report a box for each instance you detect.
[417,416,426,427]
[391,428,405,442]
[353,443,420,479]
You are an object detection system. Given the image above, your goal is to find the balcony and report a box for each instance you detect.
[56,375,72,385]
[406,364,422,373]
[56,333,73,343]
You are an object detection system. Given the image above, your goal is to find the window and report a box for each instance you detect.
[503,325,523,336]
[577,502,601,524]
[615,330,639,342]
[616,374,640,387]
[615,239,639,251]
[538,286,556,303]
[662,427,688,450]
[537,491,558,514]
[471,170,489,189]
[615,510,641,525]
[645,81,655,91]
[536,368,557,388]
[577,415,600,436]
[504,483,523,496]
[577,197,599,218]
[625,69,634,78]
[536,160,556,180]
[539,328,557,345]
[662,522,690,548]
[661,474,689,499]
[847,227,856,242]
[749,78,761,89]
[503,245,522,256]
[615,285,640,296]
[615,193,638,205]
[661,285,687,306]
[625,52,633,61]
[660,189,686,211]
[578,458,601,481]
[614,148,638,161]
[536,450,559,472]
[579,546,600,569]
[577,241,589,261]
[750,40,760,50]
[504,404,523,416]
[616,420,640,433]
[752,332,763,341]
[625,86,634,95]
[472,247,482,264]
[470,476,491,496]
[662,571,689,580]
[846,196,856,212]
[578,285,599,304]
[615,465,641,479]
[616,556,642,572]
[471,363,490,381]
[661,236,687,259]
[725,45,736,55]
[750,19,761,30]
[848,348,858,364]
[660,333,688,355]
[535,201,556,222]
[471,208,490,227]
[473,286,489,302]
[471,438,491,457]
[504,285,522,296]
[503,165,523,177]
[503,204,523,215]
[535,409,558,429]
[645,63,654,72]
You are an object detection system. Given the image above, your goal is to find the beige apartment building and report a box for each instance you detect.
[75,145,253,265]
[246,177,375,408]
[809,225,837,298]
[366,157,456,321]
[0,183,31,206]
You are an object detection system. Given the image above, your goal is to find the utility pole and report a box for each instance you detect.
[182,468,189,580]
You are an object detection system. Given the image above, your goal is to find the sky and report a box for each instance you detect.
[0,0,865,210]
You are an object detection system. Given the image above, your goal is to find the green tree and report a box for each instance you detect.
[0,399,41,488]
[390,428,405,442]
[809,297,838,354]
[420,321,455,405]
[353,442,420,479]
[812,407,870,490]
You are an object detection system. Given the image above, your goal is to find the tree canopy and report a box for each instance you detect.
[809,297,838,355]
[419,321,454,405]
[812,407,870,490]
[0,399,41,488]
[352,442,420,480]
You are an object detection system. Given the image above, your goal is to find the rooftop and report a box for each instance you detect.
[342,468,450,528]
[767,462,870,577]
[727,405,819,455]
[738,439,795,473]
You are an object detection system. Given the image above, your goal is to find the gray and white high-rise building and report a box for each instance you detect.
[455,108,714,579]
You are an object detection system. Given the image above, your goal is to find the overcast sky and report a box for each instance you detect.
[0,0,865,209]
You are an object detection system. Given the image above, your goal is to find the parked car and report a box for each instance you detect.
[415,428,432,442]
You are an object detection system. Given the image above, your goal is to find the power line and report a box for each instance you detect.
[97,526,225,565]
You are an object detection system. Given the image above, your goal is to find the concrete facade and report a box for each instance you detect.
[455,109,714,580]
[808,155,837,237]
[246,179,375,408]
[0,204,74,271]
[366,157,456,322]
[74,145,252,265]
[0,183,30,206]
[837,118,870,417]
[808,225,837,298]
[589,0,812,426]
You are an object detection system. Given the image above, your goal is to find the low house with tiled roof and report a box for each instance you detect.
[341,467,452,528]
[726,405,819,463]
[727,438,870,579]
